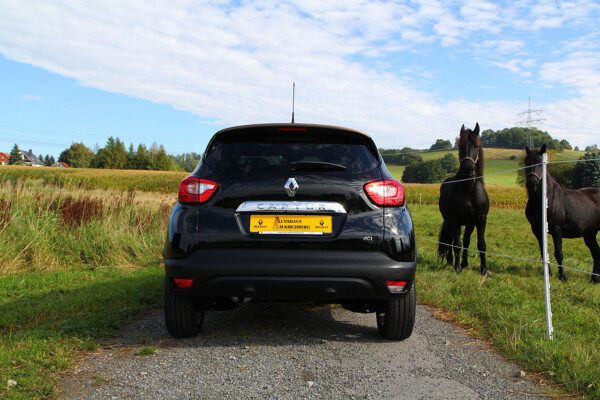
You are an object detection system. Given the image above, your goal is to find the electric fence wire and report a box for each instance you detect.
[416,236,600,278]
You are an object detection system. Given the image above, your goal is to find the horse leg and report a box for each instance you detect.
[476,217,490,278]
[461,224,474,270]
[583,232,600,284]
[550,230,566,282]
[452,225,462,274]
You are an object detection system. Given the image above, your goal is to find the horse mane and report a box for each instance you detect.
[476,146,484,177]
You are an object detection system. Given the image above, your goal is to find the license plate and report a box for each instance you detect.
[250,215,332,235]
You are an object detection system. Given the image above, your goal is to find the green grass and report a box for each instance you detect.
[386,165,406,181]
[0,267,164,399]
[413,205,600,398]
[1,168,599,399]
[419,149,456,161]
[137,346,159,356]
[0,180,168,399]
[483,159,520,187]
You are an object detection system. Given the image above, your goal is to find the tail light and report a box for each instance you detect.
[364,179,405,206]
[178,176,218,203]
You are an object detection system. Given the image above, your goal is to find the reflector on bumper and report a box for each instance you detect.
[173,278,194,289]
[386,281,407,293]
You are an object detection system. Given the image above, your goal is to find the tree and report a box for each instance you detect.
[382,152,423,166]
[170,152,201,172]
[59,142,94,168]
[402,160,446,183]
[576,151,600,188]
[429,139,452,152]
[559,139,572,150]
[153,145,173,171]
[480,127,570,151]
[135,144,151,170]
[439,153,458,174]
[91,137,127,169]
[8,144,24,165]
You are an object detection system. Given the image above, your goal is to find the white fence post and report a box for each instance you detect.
[542,153,554,340]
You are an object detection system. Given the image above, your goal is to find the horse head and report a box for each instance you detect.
[524,144,546,190]
[458,123,482,177]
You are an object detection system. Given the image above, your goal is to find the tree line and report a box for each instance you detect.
[7,138,201,172]
[526,149,600,189]
[380,126,600,186]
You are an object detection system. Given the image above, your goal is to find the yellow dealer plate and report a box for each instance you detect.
[250,215,332,235]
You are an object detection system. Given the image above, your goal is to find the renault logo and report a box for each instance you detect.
[284,178,299,197]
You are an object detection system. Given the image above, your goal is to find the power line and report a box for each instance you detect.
[515,97,545,147]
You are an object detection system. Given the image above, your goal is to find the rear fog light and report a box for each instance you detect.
[386,281,407,293]
[173,278,194,289]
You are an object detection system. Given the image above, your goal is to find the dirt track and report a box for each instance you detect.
[59,303,549,399]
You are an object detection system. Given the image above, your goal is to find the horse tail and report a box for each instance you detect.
[438,221,452,259]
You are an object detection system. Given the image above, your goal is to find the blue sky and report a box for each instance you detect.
[1,0,599,158]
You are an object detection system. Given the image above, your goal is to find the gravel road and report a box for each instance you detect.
[58,303,549,399]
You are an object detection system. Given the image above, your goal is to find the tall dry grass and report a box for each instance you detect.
[0,180,172,275]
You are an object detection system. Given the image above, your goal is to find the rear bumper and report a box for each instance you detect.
[165,248,417,301]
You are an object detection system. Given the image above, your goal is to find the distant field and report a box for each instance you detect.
[386,147,583,188]
[482,159,520,187]
[0,165,187,193]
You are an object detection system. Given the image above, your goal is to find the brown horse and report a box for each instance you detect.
[524,144,600,283]
[438,123,490,277]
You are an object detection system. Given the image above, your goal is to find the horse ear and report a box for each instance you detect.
[474,122,480,135]
[540,144,547,154]
[460,124,465,135]
[525,145,530,154]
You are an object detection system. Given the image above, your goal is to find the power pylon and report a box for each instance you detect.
[516,97,545,147]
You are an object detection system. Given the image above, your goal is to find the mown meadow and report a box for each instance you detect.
[1,163,599,399]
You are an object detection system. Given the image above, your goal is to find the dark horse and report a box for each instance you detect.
[438,123,490,276]
[524,144,600,283]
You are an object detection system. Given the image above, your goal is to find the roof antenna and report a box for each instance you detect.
[291,82,295,123]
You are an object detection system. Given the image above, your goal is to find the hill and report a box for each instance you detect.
[386,147,584,187]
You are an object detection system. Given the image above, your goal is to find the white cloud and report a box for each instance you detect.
[0,0,599,150]
[20,95,43,101]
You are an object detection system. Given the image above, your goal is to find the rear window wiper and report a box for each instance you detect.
[289,161,347,171]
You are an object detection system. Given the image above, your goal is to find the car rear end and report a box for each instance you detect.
[164,123,417,339]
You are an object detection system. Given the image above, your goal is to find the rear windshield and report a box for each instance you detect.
[204,142,379,174]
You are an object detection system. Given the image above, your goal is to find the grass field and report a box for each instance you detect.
[387,147,583,188]
[1,166,599,399]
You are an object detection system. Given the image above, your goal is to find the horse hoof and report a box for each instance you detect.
[454,265,462,274]
[559,275,568,282]
[481,271,491,278]
[590,278,600,284]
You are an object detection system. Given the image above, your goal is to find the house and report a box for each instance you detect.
[52,161,69,168]
[20,149,45,167]
[0,152,9,165]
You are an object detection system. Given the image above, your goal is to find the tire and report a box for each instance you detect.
[376,283,416,340]
[164,278,204,338]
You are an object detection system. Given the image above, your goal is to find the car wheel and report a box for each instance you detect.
[164,279,204,338]
[376,282,416,340]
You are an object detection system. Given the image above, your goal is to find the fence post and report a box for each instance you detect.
[542,153,553,340]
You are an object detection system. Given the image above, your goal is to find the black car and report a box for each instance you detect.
[163,123,417,340]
